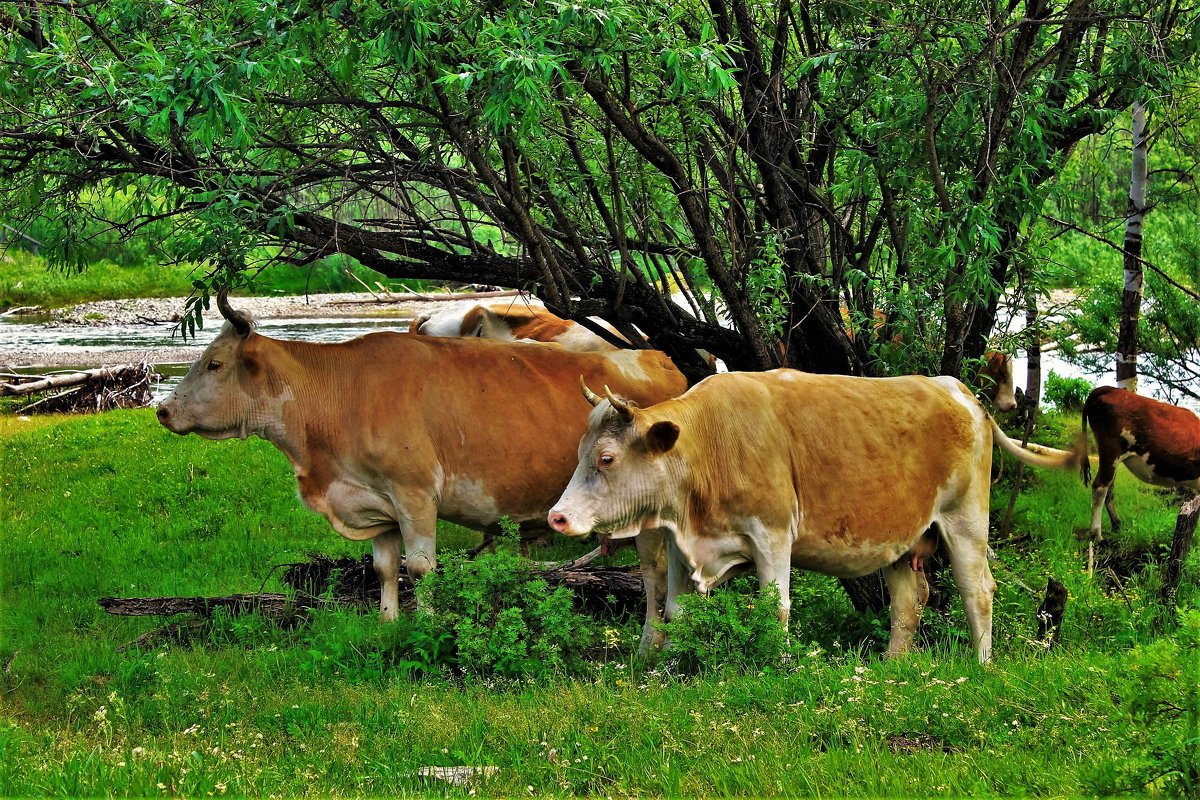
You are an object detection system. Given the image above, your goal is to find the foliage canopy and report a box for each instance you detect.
[2,0,1198,377]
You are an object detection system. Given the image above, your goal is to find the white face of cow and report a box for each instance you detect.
[548,387,681,540]
[156,324,258,439]
[992,355,1016,412]
[415,305,485,338]
[156,295,267,440]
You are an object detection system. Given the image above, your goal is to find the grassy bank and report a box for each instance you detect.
[0,251,399,310]
[1,410,1196,796]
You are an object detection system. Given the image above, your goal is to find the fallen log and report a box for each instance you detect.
[98,592,327,618]
[329,289,527,305]
[98,552,647,648]
[279,552,645,617]
[1,363,157,412]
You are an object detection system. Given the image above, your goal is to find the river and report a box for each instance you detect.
[2,307,1195,411]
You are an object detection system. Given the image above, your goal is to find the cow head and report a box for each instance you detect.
[410,304,488,338]
[548,378,681,540]
[981,351,1017,412]
[156,290,272,440]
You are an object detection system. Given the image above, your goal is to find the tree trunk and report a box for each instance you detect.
[1116,101,1148,391]
[1160,494,1200,613]
[1036,577,1067,647]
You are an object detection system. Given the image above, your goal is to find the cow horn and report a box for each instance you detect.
[603,385,634,420]
[216,287,252,337]
[580,376,603,407]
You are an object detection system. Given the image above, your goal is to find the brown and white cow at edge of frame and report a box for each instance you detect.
[548,370,1081,663]
[412,299,725,372]
[1080,386,1200,541]
[156,291,687,622]
[410,302,629,352]
[978,351,1017,412]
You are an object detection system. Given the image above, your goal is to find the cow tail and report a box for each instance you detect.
[988,418,1080,472]
[1079,404,1093,487]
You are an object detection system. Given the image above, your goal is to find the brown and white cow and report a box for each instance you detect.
[1080,386,1200,540]
[157,291,687,621]
[413,299,724,372]
[978,351,1017,412]
[410,302,628,352]
[548,371,1080,662]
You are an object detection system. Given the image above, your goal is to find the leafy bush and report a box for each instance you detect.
[244,253,401,296]
[415,540,596,679]
[659,577,788,674]
[296,608,452,683]
[1043,371,1092,412]
[1087,609,1200,795]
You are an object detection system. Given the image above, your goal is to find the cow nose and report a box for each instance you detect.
[548,511,569,533]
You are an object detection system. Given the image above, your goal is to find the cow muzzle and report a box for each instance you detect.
[156,402,186,434]
[548,509,588,537]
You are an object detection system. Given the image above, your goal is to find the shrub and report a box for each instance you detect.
[415,540,596,679]
[1086,609,1200,795]
[296,608,452,683]
[658,577,788,674]
[1043,371,1092,412]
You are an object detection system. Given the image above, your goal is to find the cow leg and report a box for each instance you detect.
[635,529,668,658]
[757,547,793,629]
[371,530,403,622]
[401,514,438,584]
[940,510,996,664]
[394,503,438,615]
[664,538,696,621]
[881,560,927,658]
[1104,481,1121,534]
[1090,459,1118,542]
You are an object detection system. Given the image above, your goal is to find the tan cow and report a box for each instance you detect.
[978,351,1017,412]
[156,291,687,621]
[548,371,1080,663]
[410,302,628,352]
[1081,386,1200,541]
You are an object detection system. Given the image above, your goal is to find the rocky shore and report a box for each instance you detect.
[1,291,521,369]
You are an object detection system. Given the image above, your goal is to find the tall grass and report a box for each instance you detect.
[0,409,1195,795]
[0,250,403,310]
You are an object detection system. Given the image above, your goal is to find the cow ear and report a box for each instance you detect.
[645,420,679,454]
[460,305,486,337]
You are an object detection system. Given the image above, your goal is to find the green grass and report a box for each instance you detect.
[1,409,1196,795]
[0,250,408,310]
[0,250,197,309]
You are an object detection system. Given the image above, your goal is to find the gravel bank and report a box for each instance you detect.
[1,292,521,369]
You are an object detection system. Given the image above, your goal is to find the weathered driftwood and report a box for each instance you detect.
[331,289,526,305]
[279,551,645,617]
[1,363,157,412]
[98,592,327,618]
[98,552,647,648]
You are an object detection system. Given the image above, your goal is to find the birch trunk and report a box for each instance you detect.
[1116,101,1148,391]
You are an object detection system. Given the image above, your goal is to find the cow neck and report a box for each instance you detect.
[252,336,349,470]
[659,403,737,535]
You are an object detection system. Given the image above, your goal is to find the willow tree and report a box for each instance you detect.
[4,0,1195,384]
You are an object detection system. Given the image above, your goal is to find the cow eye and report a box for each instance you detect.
[598,453,615,468]
[207,360,223,372]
